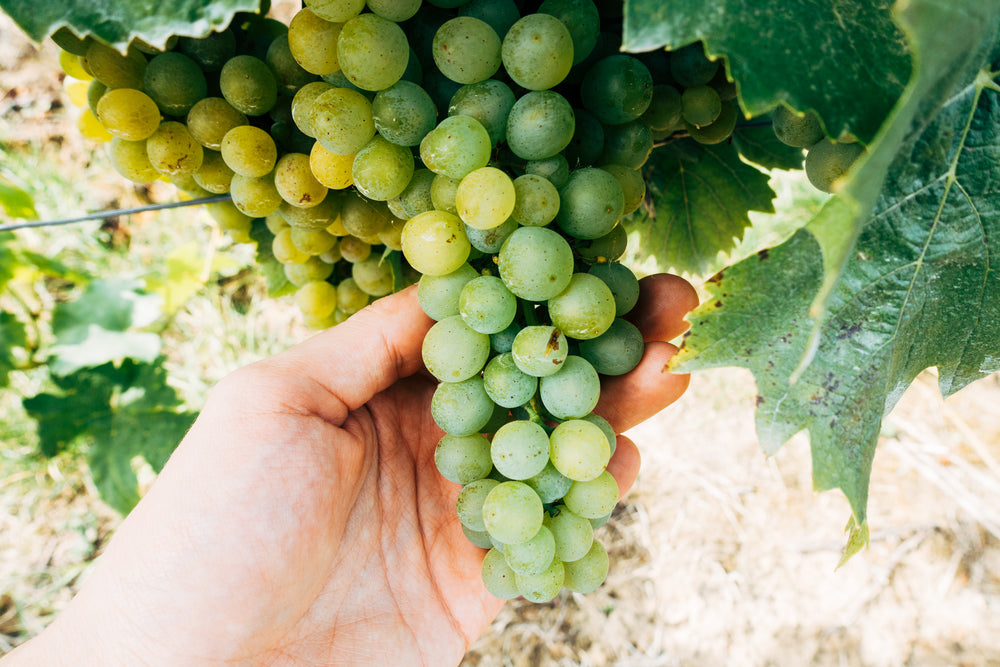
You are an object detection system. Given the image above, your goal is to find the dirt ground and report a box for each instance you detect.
[3,10,1000,667]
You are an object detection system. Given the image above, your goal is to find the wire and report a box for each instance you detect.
[0,195,232,233]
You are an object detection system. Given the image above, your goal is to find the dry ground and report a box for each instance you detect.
[3,11,1000,667]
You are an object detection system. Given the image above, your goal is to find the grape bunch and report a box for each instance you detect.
[53,0,738,601]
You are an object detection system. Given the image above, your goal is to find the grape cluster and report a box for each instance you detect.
[53,0,735,601]
[770,105,866,193]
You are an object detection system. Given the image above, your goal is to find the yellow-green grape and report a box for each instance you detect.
[306,0,364,22]
[280,194,343,230]
[265,34,317,92]
[351,135,415,201]
[771,104,825,148]
[265,212,290,235]
[172,173,211,198]
[230,172,283,217]
[433,17,502,85]
[296,279,338,320]
[501,13,574,91]
[290,226,338,255]
[273,227,311,264]
[108,137,159,182]
[561,539,608,594]
[366,0,421,22]
[207,200,254,243]
[401,210,471,276]
[338,235,371,263]
[78,109,112,142]
[599,164,645,216]
[291,81,334,138]
[430,174,460,214]
[86,79,108,115]
[510,173,559,227]
[85,41,146,89]
[65,79,89,108]
[146,121,203,176]
[284,256,335,287]
[337,277,370,314]
[193,149,234,194]
[274,153,328,208]
[319,241,342,264]
[220,125,277,178]
[142,52,207,116]
[378,217,405,251]
[352,254,394,297]
[337,13,409,91]
[805,138,865,193]
[95,88,161,141]
[455,166,515,230]
[341,193,390,238]
[186,97,247,150]
[686,98,738,145]
[287,8,344,76]
[59,49,92,80]
[310,141,355,190]
[681,85,722,128]
[219,55,278,116]
[312,87,375,155]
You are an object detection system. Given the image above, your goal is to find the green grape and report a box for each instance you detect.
[430,173,460,214]
[351,254,395,297]
[220,125,277,178]
[319,242,342,264]
[772,105,825,148]
[340,194,390,237]
[578,318,644,376]
[108,137,159,183]
[459,275,517,334]
[337,13,409,91]
[95,88,160,141]
[401,210,471,276]
[642,84,683,132]
[497,226,574,301]
[543,505,594,562]
[238,15,286,60]
[455,167,515,230]
[230,172,283,217]
[378,217,406,251]
[581,413,616,457]
[187,98,247,150]
[273,227,311,264]
[367,0,422,21]
[483,353,538,409]
[491,420,550,480]
[352,136,415,201]
[463,525,494,549]
[432,376,495,436]
[599,164,645,217]
[291,82,335,139]
[456,478,501,532]
[399,168,437,218]
[312,87,376,155]
[433,17,502,85]
[307,0,365,23]
[266,212,290,235]
[274,152,328,208]
[505,90,576,161]
[207,200,253,243]
[372,81,438,147]
[681,85,722,128]
[481,548,521,600]
[142,52,206,116]
[524,462,573,504]
[670,42,719,88]
[420,67,463,112]
[85,41,146,89]
[434,433,493,484]
[554,167,624,240]
[296,280,338,320]
[562,538,608,593]
[514,557,564,603]
[290,227,338,256]
[459,0,519,37]
[220,55,278,116]
[511,325,569,377]
[547,272,616,340]
[525,154,570,189]
[146,121,203,176]
[170,173,208,198]
[578,223,628,262]
[549,418,610,481]
[599,119,653,169]
[280,194,342,230]
[482,481,544,545]
[563,470,618,519]
[266,34,318,92]
[564,107,604,167]
[422,315,491,382]
[540,356,601,420]
[337,277,370,313]
[501,13,574,91]
[193,150,235,194]
[338,236,372,263]
[465,216,517,253]
[284,256,334,287]
[448,79,515,146]
[805,138,865,193]
[581,55,652,125]
[309,141,355,190]
[417,263,479,320]
[420,115,492,180]
[177,29,235,73]
[587,262,639,315]
[686,99,738,145]
[505,525,556,576]
[86,79,108,116]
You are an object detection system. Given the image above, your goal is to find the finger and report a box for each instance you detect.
[627,273,699,343]
[595,341,689,433]
[606,434,640,498]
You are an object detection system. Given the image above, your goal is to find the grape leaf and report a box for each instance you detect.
[732,123,804,172]
[250,218,295,298]
[0,176,37,220]
[49,277,164,375]
[0,0,261,52]
[144,242,240,315]
[622,0,912,145]
[0,232,16,288]
[625,140,775,275]
[672,0,1000,549]
[0,311,27,387]
[23,358,197,514]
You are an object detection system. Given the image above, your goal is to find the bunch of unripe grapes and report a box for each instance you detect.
[53,0,743,601]
[770,105,866,193]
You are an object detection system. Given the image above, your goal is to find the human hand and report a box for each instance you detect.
[4,274,696,667]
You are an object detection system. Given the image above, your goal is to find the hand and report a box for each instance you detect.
[3,274,697,667]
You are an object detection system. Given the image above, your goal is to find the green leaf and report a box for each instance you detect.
[0,176,37,220]
[0,311,27,387]
[0,0,261,52]
[672,1,1000,537]
[625,140,775,275]
[251,218,296,298]
[23,359,197,514]
[622,0,912,144]
[49,278,164,375]
[144,241,239,315]
[732,123,805,171]
[0,232,17,289]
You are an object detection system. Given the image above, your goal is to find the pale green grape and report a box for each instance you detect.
[340,193,389,237]
[266,33,318,92]
[465,216,517,253]
[483,353,538,409]
[146,121,204,176]
[143,52,207,116]
[372,81,438,147]
[274,152,328,208]
[352,135,415,201]
[290,227,338,256]
[482,481,544,545]
[455,166,515,230]
[514,558,564,603]
[431,376,495,436]
[312,87,376,156]
[599,164,646,217]
[587,260,640,316]
[422,315,490,382]
[193,150,235,194]
[85,41,146,89]
[549,418,610,481]
[580,55,652,125]
[434,433,493,484]
[563,470,618,519]
[401,210,471,276]
[481,547,521,599]
[307,0,365,22]
[230,172,283,217]
[430,173,460,213]
[456,478,500,532]
[417,263,479,320]
[448,79,515,146]
[338,236,372,263]
[459,275,517,334]
[506,90,576,162]
[433,17,502,85]
[524,462,573,504]
[398,169,437,218]
[272,227,310,264]
[543,505,594,562]
[579,318,644,376]
[420,115,492,180]
[805,138,865,193]
[547,272,616,340]
[463,525,494,549]
[497,227,574,301]
[511,325,569,377]
[504,525,556,576]
[296,280,338,320]
[337,13,409,91]
[538,0,600,65]
[554,167,624,240]
[280,194,342,230]
[501,13,573,90]
[291,81,335,139]
[525,154,570,189]
[511,174,559,227]
[490,420,550,480]
[578,223,628,262]
[219,55,278,116]
[539,356,600,420]
[96,88,160,141]
[187,97,247,150]
[337,277,370,313]
[351,254,395,296]
[108,137,160,183]
[562,538,608,593]
[284,256,334,286]
[221,125,277,178]
[207,200,253,243]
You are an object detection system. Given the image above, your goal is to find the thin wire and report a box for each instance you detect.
[0,195,232,233]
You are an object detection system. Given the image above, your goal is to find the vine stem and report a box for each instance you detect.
[0,195,231,233]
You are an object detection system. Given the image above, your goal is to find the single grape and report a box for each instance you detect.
[351,254,395,297]
[430,173,460,214]
[311,87,376,156]
[146,121,204,177]
[284,256,334,287]
[431,376,495,436]
[549,418,610,481]
[772,105,825,148]
[420,115,492,180]
[481,547,521,599]
[230,173,283,217]
[539,356,601,420]
[505,525,556,576]
[372,81,438,147]
[501,13,574,90]
[580,55,653,125]
[578,317,644,376]
[599,120,653,169]
[681,85,722,128]
[422,315,491,382]
[490,420,550,480]
[459,275,517,334]
[85,41,146,89]
[497,226,574,301]
[455,167,516,230]
[434,433,493,484]
[448,79,515,146]
[220,125,277,178]
[599,165,646,217]
[337,277,370,313]
[511,325,569,377]
[483,353,539,409]
[307,0,365,23]
[187,97,247,150]
[805,138,865,193]
[544,505,594,562]
[193,150,235,194]
[274,152,328,208]
[108,137,160,183]
[538,0,600,65]
[457,478,501,532]
[514,557,564,603]
[505,90,576,161]
[525,154,570,189]
[96,88,160,141]
[554,168,624,240]
[143,52,207,116]
[338,13,409,91]
[482,481,544,545]
[219,55,278,116]
[686,99,739,145]
[465,216,517,254]
[290,227,337,256]
[562,538,609,593]
[547,272,616,340]
[287,8,345,76]
[433,17,502,85]
[296,280,338,320]
[641,84,683,131]
[417,263,480,320]
[290,81,334,139]
[352,136,415,201]
[398,168,437,218]
[524,462,573,505]
[563,470,618,519]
